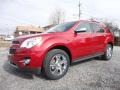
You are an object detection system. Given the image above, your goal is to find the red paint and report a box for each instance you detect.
[8,20,114,71]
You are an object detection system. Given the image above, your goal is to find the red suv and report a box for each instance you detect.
[8,20,114,80]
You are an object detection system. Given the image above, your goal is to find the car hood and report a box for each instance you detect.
[13,32,61,43]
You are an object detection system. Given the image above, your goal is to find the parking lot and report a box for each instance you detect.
[0,47,120,90]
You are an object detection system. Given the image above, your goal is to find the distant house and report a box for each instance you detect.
[14,25,44,37]
[43,24,56,31]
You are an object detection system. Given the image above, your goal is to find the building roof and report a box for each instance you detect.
[43,24,56,30]
[16,25,44,32]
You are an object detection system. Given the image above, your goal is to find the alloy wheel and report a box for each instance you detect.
[50,54,67,76]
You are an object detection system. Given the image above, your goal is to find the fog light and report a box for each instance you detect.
[24,59,30,65]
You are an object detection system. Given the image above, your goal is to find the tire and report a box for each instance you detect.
[43,49,70,80]
[101,44,113,60]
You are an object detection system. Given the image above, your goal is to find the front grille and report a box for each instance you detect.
[12,41,20,44]
[9,49,16,54]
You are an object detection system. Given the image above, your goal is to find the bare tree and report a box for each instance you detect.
[89,17,120,36]
[49,9,65,25]
[104,21,119,35]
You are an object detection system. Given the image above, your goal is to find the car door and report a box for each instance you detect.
[72,21,94,60]
[90,22,106,54]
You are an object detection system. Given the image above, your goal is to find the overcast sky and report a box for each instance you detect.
[0,0,120,34]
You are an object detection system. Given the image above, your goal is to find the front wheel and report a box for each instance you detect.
[43,49,70,80]
[101,44,113,60]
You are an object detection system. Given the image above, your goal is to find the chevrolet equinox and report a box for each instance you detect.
[8,20,114,80]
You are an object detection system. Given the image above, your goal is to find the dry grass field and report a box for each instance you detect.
[0,39,11,47]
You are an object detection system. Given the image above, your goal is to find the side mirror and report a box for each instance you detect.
[75,28,87,33]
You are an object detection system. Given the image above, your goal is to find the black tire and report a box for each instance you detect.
[43,49,70,80]
[101,44,113,60]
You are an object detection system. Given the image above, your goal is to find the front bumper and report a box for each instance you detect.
[8,59,18,68]
[8,47,45,73]
[8,60,41,74]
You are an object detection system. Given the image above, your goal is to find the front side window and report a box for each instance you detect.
[76,22,92,33]
[45,21,77,33]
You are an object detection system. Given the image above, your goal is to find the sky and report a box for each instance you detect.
[0,0,120,34]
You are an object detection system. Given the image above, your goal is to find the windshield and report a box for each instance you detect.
[45,21,77,33]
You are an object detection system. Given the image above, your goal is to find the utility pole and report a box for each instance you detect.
[78,0,81,19]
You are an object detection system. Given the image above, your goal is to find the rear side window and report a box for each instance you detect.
[90,23,104,33]
[76,22,92,32]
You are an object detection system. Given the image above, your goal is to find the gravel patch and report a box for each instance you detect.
[0,47,120,90]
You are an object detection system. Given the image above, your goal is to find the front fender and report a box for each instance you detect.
[42,36,70,52]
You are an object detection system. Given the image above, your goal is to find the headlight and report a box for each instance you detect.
[21,37,42,48]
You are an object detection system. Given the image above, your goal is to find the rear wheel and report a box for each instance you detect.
[101,44,113,60]
[43,49,70,80]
